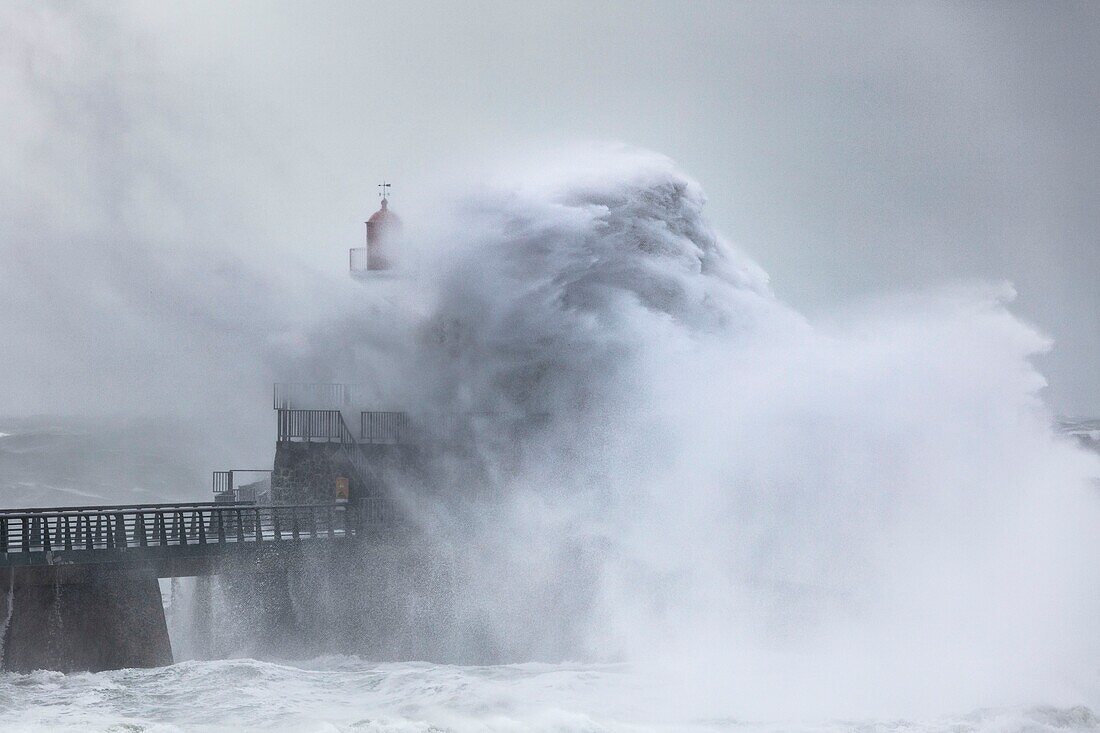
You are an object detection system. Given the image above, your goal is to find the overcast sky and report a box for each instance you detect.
[2,1,1098,416]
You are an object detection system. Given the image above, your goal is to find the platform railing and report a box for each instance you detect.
[349,247,369,273]
[360,411,409,444]
[0,503,357,558]
[212,471,232,496]
[273,383,351,410]
[212,470,273,503]
[277,409,356,443]
[357,496,389,525]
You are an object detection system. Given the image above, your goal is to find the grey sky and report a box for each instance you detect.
[2,1,1098,415]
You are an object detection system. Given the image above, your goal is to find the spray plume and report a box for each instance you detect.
[299,145,1100,720]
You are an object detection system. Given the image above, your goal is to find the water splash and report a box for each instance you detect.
[285,145,1100,719]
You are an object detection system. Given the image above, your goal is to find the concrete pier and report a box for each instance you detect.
[0,566,172,673]
[0,498,362,672]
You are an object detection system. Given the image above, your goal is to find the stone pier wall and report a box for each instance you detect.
[271,441,416,505]
[271,442,355,504]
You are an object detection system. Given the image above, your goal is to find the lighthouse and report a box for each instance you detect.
[350,183,402,278]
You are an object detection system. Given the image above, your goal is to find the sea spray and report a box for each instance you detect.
[280,145,1100,719]
[167,577,180,661]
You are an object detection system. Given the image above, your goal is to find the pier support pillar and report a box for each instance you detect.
[0,566,173,673]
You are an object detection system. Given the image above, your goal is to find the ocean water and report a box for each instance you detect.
[0,657,1097,733]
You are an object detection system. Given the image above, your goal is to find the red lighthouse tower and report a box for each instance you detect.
[350,182,402,278]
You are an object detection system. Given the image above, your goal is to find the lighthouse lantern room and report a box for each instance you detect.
[350,182,402,278]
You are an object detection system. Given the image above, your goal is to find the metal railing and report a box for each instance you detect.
[0,502,357,560]
[0,501,235,516]
[349,247,369,273]
[358,496,389,524]
[361,411,409,443]
[273,383,351,410]
[277,409,356,443]
[212,471,232,496]
[212,470,272,502]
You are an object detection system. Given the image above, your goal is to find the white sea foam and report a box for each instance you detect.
[0,658,1097,732]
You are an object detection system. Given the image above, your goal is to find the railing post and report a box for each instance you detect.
[197,510,207,544]
[63,515,73,551]
[254,508,263,542]
[157,512,168,546]
[272,507,281,541]
[0,517,7,553]
[216,510,225,543]
[84,515,93,551]
[177,512,187,546]
[236,508,245,543]
[115,513,127,549]
[136,513,148,547]
[42,517,52,553]
[21,517,30,553]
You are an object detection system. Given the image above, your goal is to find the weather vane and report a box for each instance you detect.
[378,181,391,200]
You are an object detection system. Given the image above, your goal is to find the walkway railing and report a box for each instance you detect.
[0,501,233,516]
[0,502,357,563]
